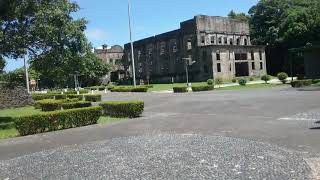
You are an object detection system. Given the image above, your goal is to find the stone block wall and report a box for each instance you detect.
[0,84,34,109]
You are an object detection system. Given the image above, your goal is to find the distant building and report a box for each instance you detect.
[124,15,266,84]
[94,44,125,82]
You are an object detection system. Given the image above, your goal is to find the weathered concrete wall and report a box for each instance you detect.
[0,85,34,109]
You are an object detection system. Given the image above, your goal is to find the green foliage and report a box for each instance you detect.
[0,57,5,74]
[37,99,62,111]
[311,79,320,84]
[261,74,271,83]
[61,101,91,110]
[228,10,250,22]
[207,79,214,86]
[84,94,102,102]
[66,94,84,101]
[291,80,312,88]
[173,87,188,93]
[277,72,288,84]
[192,85,214,92]
[32,93,55,101]
[249,77,255,81]
[232,78,237,83]
[1,68,40,86]
[110,87,148,92]
[215,78,223,87]
[238,78,247,86]
[100,101,144,118]
[15,107,102,136]
[249,0,320,47]
[54,94,67,100]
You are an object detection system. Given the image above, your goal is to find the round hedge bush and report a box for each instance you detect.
[277,72,288,84]
[207,79,214,86]
[238,78,247,86]
[261,74,271,83]
[232,78,237,83]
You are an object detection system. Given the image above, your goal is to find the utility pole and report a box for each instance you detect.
[128,0,136,87]
[23,54,30,94]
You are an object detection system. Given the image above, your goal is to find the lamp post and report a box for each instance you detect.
[182,57,196,87]
[128,0,136,87]
[23,54,30,94]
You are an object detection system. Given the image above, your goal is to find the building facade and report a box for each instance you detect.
[94,45,125,82]
[123,15,266,83]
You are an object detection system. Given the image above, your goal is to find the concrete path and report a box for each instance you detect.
[0,86,320,179]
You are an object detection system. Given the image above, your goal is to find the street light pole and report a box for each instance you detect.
[128,0,136,87]
[23,54,30,94]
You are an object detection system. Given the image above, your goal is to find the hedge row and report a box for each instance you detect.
[110,87,148,92]
[84,94,102,102]
[84,86,106,91]
[191,85,214,92]
[100,101,144,118]
[173,87,188,93]
[291,80,312,88]
[36,99,91,111]
[15,107,102,136]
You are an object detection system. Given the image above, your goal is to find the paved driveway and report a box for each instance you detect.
[1,87,320,179]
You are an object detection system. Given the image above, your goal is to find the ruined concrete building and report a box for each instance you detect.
[123,15,266,83]
[94,44,125,82]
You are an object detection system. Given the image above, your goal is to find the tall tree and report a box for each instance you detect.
[0,0,109,88]
[248,0,320,74]
[0,57,5,73]
[228,10,249,22]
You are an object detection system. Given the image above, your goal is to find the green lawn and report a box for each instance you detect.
[0,106,125,140]
[217,83,288,90]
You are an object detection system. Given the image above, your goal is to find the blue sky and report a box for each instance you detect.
[5,0,258,71]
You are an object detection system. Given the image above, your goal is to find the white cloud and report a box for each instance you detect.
[85,28,108,41]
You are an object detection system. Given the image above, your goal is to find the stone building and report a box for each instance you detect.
[94,44,125,82]
[123,15,266,83]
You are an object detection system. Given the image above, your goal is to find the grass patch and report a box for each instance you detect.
[0,106,42,118]
[217,83,288,91]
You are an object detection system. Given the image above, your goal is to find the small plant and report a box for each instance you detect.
[291,80,312,88]
[207,79,214,86]
[261,74,271,84]
[277,72,288,84]
[232,78,237,83]
[249,77,254,81]
[238,78,247,86]
[215,78,223,88]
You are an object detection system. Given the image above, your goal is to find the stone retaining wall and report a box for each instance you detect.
[0,84,34,109]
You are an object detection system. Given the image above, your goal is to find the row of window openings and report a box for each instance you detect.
[215,51,263,61]
[216,62,263,73]
[202,36,248,46]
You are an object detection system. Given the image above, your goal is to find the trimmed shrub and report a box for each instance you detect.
[277,72,288,84]
[249,77,254,81]
[84,94,102,102]
[15,107,102,136]
[62,101,92,110]
[37,99,63,111]
[207,79,214,86]
[100,101,144,118]
[67,94,84,101]
[192,85,214,92]
[232,78,237,83]
[311,79,320,84]
[54,94,67,100]
[261,74,271,83]
[32,94,55,101]
[79,89,89,94]
[291,80,312,88]
[173,87,188,93]
[110,87,148,92]
[238,78,247,86]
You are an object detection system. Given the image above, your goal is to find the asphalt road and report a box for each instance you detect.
[0,86,320,179]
